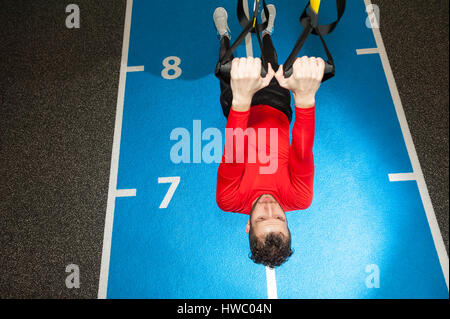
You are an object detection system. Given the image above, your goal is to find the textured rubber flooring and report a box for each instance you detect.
[0,0,447,298]
[372,0,449,254]
[0,0,125,298]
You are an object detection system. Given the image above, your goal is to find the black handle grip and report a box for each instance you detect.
[217,60,333,79]
[216,61,268,78]
[283,61,334,78]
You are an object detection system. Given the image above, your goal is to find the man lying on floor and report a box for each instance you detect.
[214,6,325,268]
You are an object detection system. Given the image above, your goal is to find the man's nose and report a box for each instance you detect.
[265,203,274,217]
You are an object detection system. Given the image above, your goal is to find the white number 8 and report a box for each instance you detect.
[161,56,182,79]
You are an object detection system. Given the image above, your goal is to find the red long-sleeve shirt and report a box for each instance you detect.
[216,104,315,215]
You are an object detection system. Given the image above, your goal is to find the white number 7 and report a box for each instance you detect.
[158,176,180,209]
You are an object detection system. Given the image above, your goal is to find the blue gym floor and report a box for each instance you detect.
[99,0,448,298]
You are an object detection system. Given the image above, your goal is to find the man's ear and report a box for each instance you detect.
[246,218,250,234]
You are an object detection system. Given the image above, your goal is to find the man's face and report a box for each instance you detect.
[246,194,289,238]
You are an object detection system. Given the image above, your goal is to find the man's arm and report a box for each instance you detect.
[290,90,316,177]
[216,108,249,211]
[275,56,324,208]
[286,105,315,209]
[217,108,249,179]
[216,57,275,211]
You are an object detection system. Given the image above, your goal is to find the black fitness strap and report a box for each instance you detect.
[283,0,346,81]
[216,0,270,76]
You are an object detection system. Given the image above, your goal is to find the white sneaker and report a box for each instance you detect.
[213,7,231,39]
[261,4,276,35]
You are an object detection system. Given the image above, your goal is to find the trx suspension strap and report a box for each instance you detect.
[215,0,346,82]
[283,0,346,81]
[215,0,271,77]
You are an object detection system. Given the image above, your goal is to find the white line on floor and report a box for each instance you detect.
[116,189,137,197]
[243,0,279,299]
[127,65,145,72]
[265,267,278,299]
[388,173,416,182]
[243,0,253,57]
[365,0,448,290]
[356,48,378,55]
[98,0,134,299]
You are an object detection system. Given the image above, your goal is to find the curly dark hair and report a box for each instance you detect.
[248,229,293,268]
